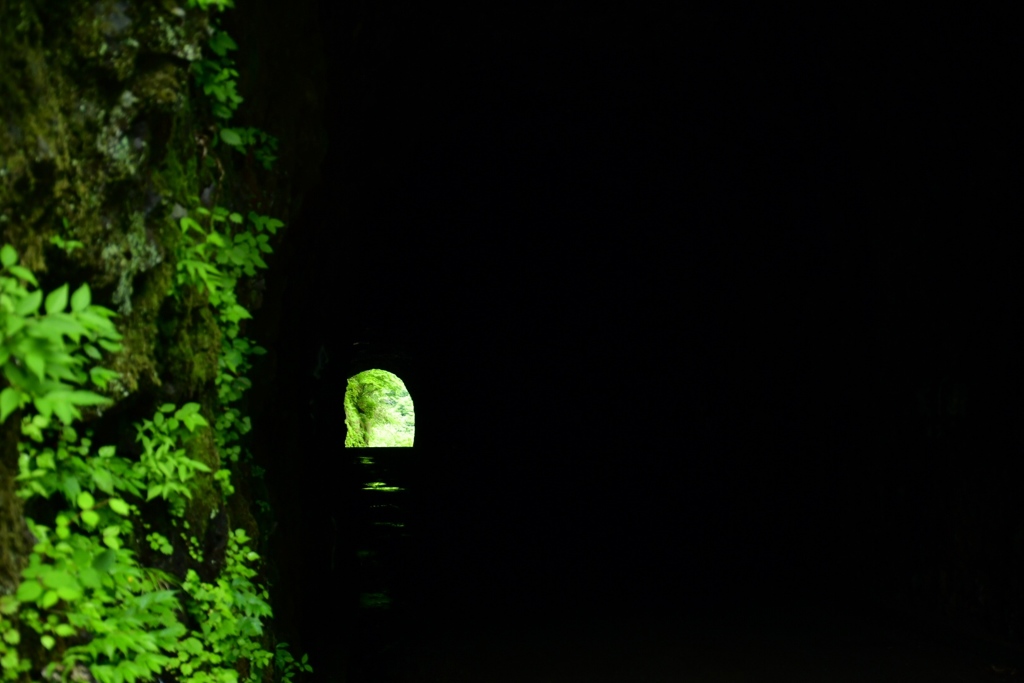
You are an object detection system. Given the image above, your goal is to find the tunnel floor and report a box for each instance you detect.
[352,596,1022,683]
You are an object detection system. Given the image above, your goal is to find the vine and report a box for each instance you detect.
[187,0,279,169]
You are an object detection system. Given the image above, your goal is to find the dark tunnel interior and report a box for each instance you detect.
[219,5,1024,681]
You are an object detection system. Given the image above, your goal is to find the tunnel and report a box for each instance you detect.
[224,3,1024,682]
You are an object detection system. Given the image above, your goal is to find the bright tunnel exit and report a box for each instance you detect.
[344,369,415,447]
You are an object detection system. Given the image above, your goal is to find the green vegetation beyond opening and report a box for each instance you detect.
[344,369,414,447]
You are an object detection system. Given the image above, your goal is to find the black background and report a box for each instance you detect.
[237,4,1024,678]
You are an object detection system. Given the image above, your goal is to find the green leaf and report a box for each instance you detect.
[90,366,120,389]
[77,491,95,510]
[83,343,102,360]
[146,484,163,501]
[40,590,58,609]
[62,473,81,501]
[209,31,238,57]
[109,498,130,516]
[40,634,55,650]
[54,624,76,637]
[8,264,37,285]
[14,288,42,316]
[29,315,89,343]
[70,283,91,312]
[79,566,102,589]
[179,216,204,237]
[92,549,116,573]
[42,571,82,602]
[180,637,203,655]
[0,387,23,423]
[81,509,99,528]
[223,304,252,323]
[176,402,202,418]
[92,468,114,494]
[0,595,17,615]
[2,316,25,340]
[0,244,16,268]
[51,395,77,425]
[24,351,44,381]
[249,213,285,235]
[15,579,42,602]
[44,284,69,314]
[0,650,19,671]
[33,396,53,419]
[42,568,78,591]
[190,459,211,473]
[61,424,77,442]
[65,390,114,407]
[220,128,243,146]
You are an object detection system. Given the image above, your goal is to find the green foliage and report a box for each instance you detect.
[187,0,234,10]
[192,24,241,121]
[0,4,307,675]
[3,438,285,683]
[9,516,184,683]
[0,244,122,435]
[190,14,279,171]
[16,425,141,505]
[219,127,279,170]
[171,529,274,682]
[344,370,415,448]
[193,57,242,122]
[134,403,214,518]
[0,201,306,682]
[273,644,312,683]
[174,207,280,319]
[4,423,185,682]
[49,230,85,256]
[172,203,280,477]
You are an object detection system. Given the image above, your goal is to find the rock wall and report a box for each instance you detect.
[0,0,327,679]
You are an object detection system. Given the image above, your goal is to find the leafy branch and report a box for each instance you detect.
[0,244,122,437]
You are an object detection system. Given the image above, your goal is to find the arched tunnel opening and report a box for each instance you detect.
[344,368,414,449]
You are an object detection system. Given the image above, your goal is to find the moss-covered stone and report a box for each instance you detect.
[345,369,416,448]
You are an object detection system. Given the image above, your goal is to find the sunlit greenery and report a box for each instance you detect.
[344,369,415,447]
